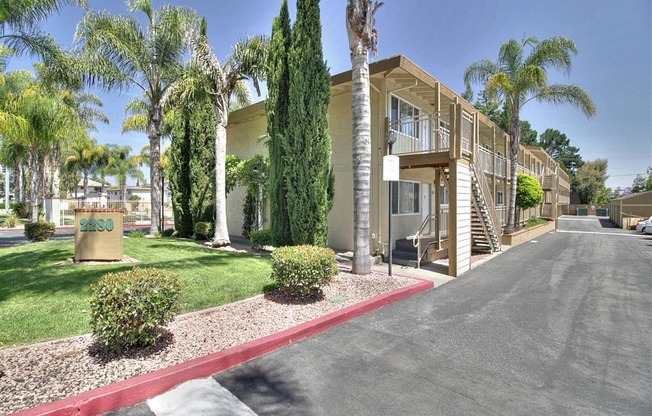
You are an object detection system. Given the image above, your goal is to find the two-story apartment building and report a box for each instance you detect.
[226,55,568,277]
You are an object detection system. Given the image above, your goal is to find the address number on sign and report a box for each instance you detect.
[79,218,115,232]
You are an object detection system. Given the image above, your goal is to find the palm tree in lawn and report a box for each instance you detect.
[464,36,595,233]
[346,0,383,275]
[65,136,105,197]
[179,21,268,246]
[0,68,31,202]
[48,88,108,197]
[74,0,198,234]
[106,144,144,205]
[10,84,84,220]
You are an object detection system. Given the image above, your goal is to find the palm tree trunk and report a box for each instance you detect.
[13,157,23,203]
[505,108,521,234]
[83,167,89,196]
[28,149,40,222]
[42,153,52,198]
[148,106,162,234]
[51,145,61,197]
[350,40,371,275]
[212,117,230,247]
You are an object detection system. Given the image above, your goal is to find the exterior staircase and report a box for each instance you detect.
[470,164,501,252]
[387,235,438,267]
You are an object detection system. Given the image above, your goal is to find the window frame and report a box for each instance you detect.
[391,180,421,216]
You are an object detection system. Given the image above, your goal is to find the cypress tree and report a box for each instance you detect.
[169,111,194,237]
[267,0,293,246]
[286,0,333,246]
[168,94,216,235]
[189,97,217,224]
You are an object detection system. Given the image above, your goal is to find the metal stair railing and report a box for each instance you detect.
[412,214,437,269]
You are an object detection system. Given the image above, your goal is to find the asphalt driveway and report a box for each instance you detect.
[213,216,651,415]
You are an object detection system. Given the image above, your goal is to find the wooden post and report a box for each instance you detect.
[435,168,441,250]
[492,125,497,216]
[503,133,509,226]
[448,160,472,277]
[449,103,457,160]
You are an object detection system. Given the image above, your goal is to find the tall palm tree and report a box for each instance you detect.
[178,22,267,246]
[43,88,108,197]
[65,136,104,196]
[10,84,84,220]
[464,36,595,233]
[0,69,31,202]
[346,0,383,275]
[105,144,144,205]
[74,0,198,234]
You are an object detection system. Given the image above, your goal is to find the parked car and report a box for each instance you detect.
[636,216,652,232]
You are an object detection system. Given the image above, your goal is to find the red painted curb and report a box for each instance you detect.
[11,280,432,416]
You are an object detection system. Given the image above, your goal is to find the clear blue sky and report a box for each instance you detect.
[7,0,652,189]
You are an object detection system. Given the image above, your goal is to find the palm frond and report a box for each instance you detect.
[227,34,269,95]
[526,36,577,76]
[536,84,596,117]
[230,80,252,110]
[0,45,14,71]
[150,5,198,77]
[127,0,153,24]
[498,38,525,75]
[485,72,514,101]
[122,114,148,133]
[463,59,500,88]
[124,97,150,116]
[188,29,225,91]
[2,0,88,30]
[74,11,148,91]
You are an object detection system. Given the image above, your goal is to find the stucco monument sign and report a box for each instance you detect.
[74,208,124,262]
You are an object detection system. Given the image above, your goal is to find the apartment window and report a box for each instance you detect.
[496,191,504,206]
[439,186,449,206]
[391,181,420,215]
[390,95,420,138]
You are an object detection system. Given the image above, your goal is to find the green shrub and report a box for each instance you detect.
[516,174,544,210]
[130,230,146,238]
[11,202,29,218]
[3,212,17,228]
[89,267,182,349]
[270,245,338,295]
[194,221,213,240]
[24,220,56,242]
[250,229,272,250]
[162,228,175,237]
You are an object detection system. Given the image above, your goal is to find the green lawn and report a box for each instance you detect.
[0,238,272,348]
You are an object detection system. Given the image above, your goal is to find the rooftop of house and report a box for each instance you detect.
[76,179,109,187]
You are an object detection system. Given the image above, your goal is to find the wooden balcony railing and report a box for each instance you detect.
[388,113,451,155]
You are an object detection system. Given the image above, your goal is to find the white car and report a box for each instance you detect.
[636,216,652,233]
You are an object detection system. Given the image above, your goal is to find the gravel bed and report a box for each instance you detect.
[0,270,416,415]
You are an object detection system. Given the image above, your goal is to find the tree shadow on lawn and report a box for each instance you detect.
[0,263,136,302]
[0,252,266,302]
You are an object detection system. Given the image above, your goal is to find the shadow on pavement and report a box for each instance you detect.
[214,363,311,416]
[597,218,619,229]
